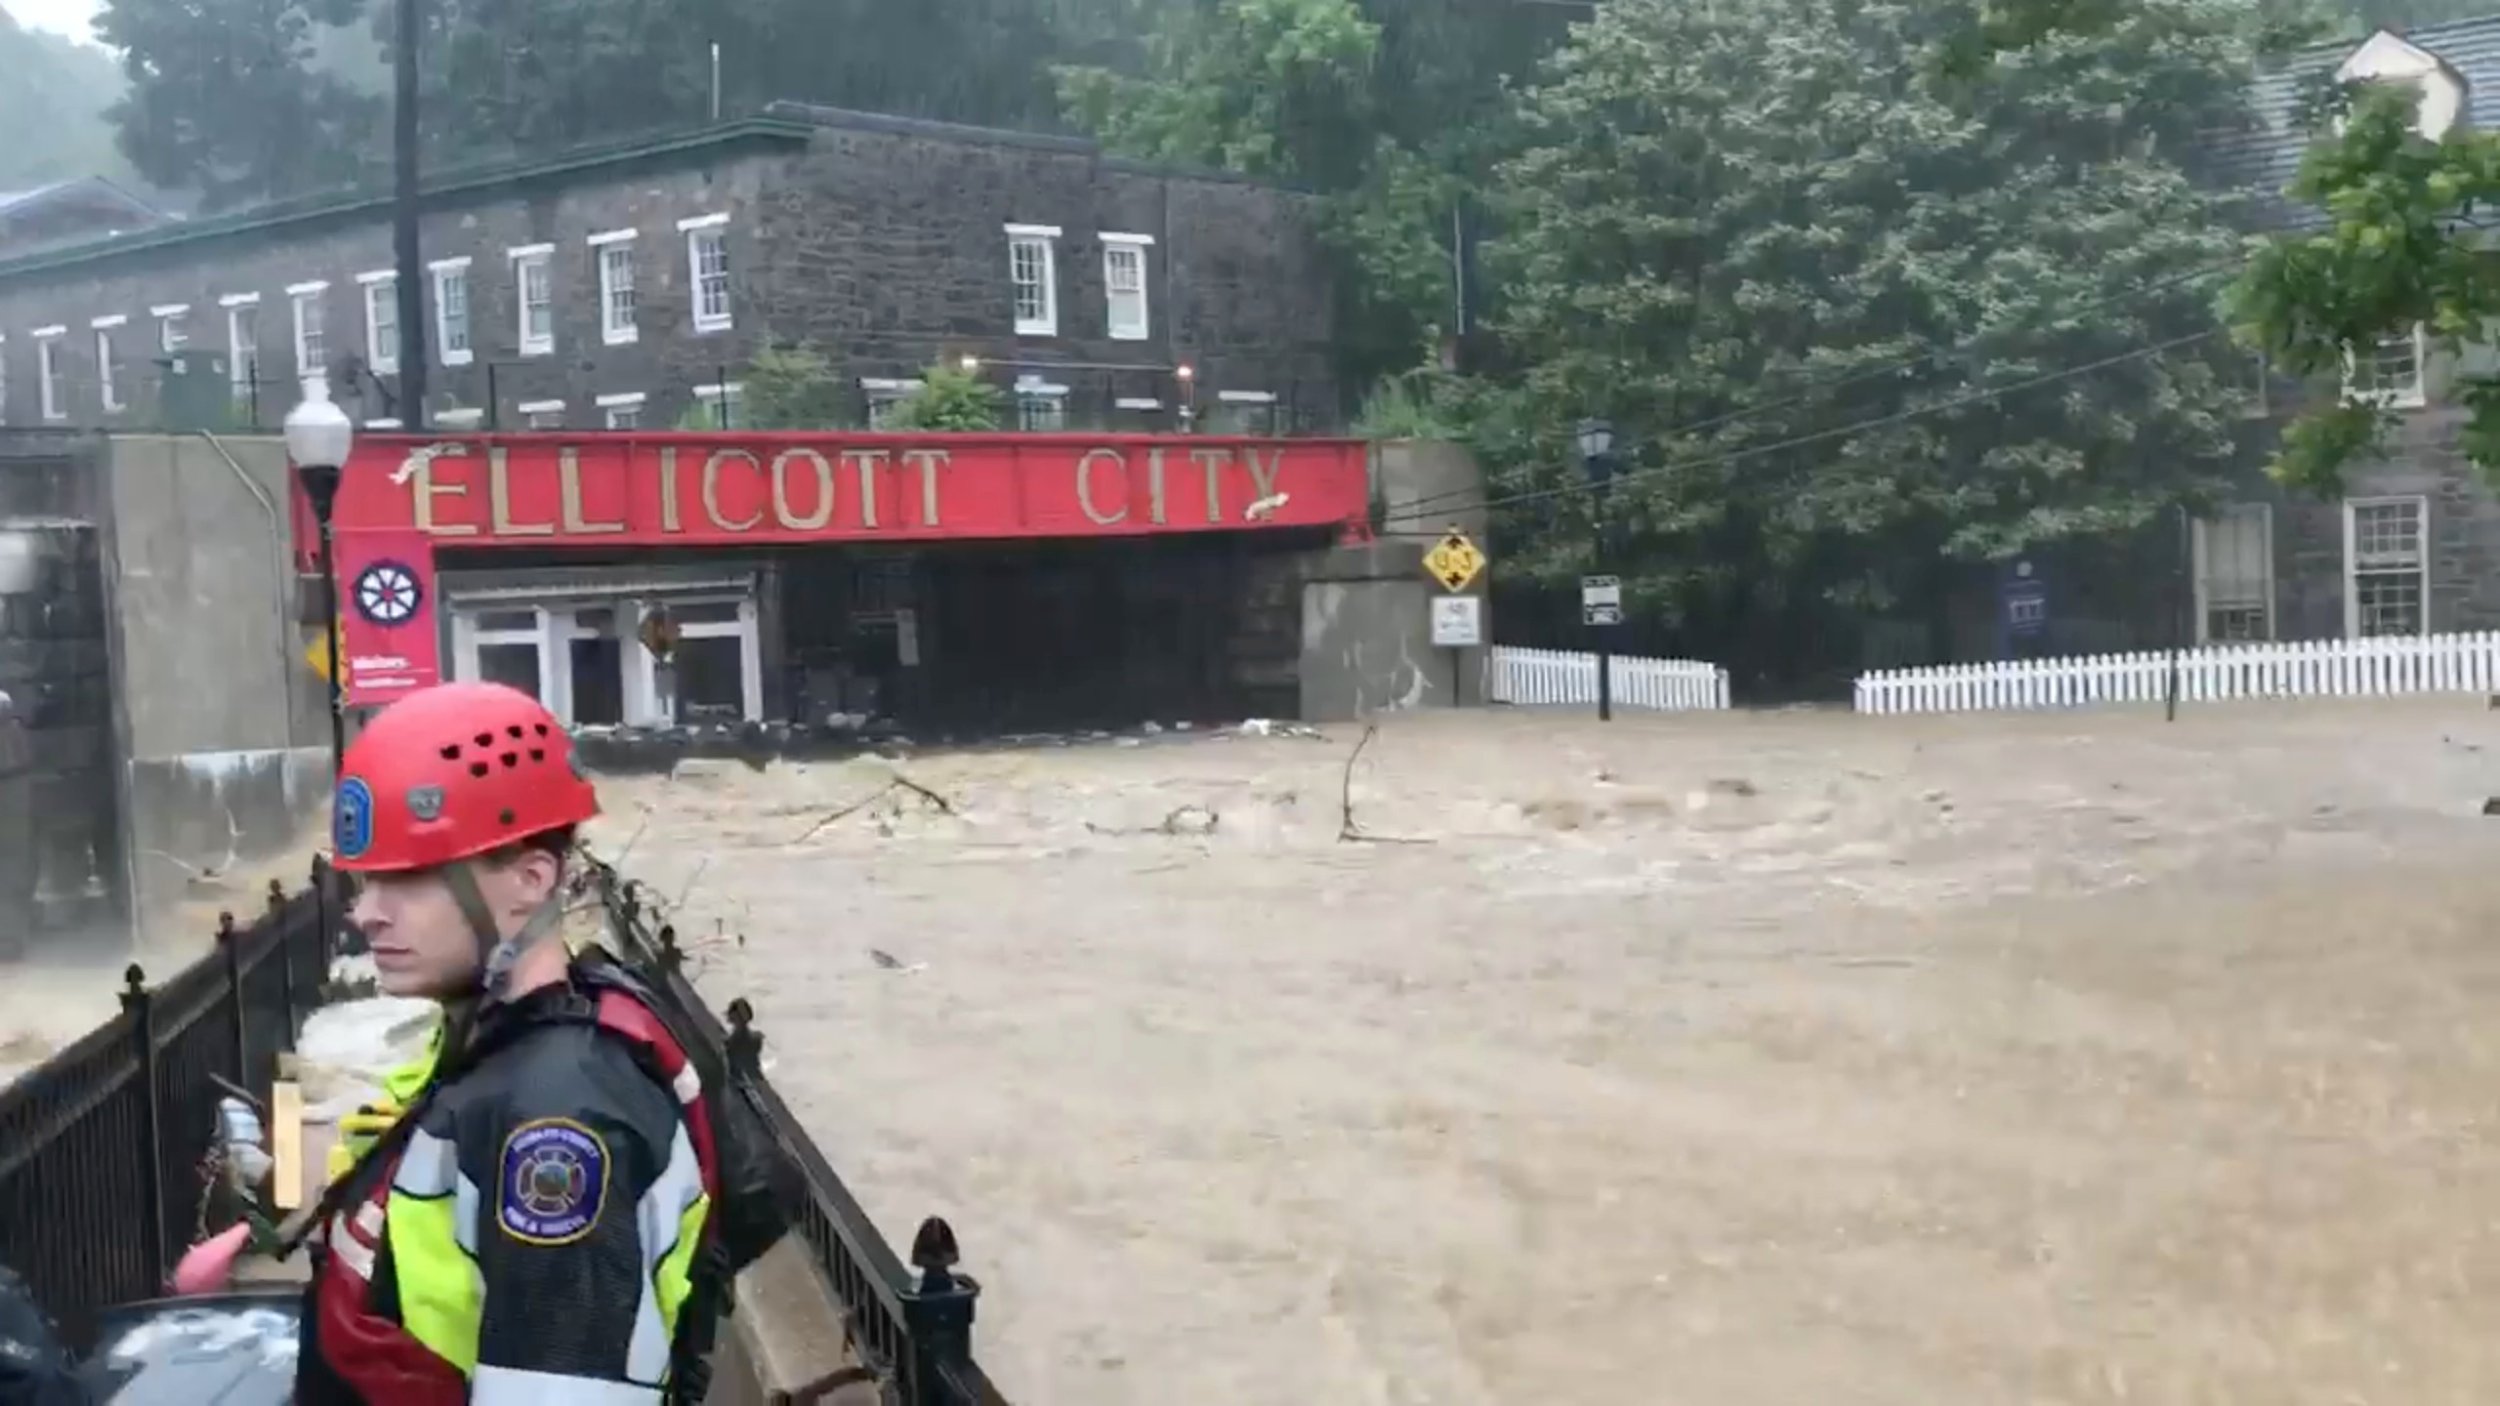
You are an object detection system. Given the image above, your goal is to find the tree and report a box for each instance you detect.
[885,363,1003,431]
[742,343,852,430]
[2229,77,2500,491]
[1467,0,2274,668]
[95,0,379,206]
[0,9,138,191]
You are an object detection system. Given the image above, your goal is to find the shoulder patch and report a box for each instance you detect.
[496,1117,610,1246]
[334,777,375,861]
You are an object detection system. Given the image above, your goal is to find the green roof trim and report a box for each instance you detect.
[0,117,814,284]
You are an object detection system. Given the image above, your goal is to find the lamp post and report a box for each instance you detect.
[286,377,355,787]
[1175,362,1196,433]
[1576,417,1618,722]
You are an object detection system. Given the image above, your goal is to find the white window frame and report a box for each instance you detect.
[680,214,732,335]
[861,377,922,430]
[591,230,639,346]
[510,245,555,357]
[365,418,403,430]
[357,270,398,375]
[91,314,125,413]
[1006,223,1060,337]
[430,257,473,367]
[437,407,484,427]
[518,398,566,430]
[152,303,189,354]
[220,293,261,401]
[2191,503,2275,644]
[0,334,9,425]
[1218,388,1280,434]
[2343,494,2431,638]
[597,390,646,429]
[31,327,62,422]
[692,381,744,429]
[2342,323,2427,409]
[1014,376,1069,432]
[450,594,762,727]
[288,281,329,385]
[1101,232,1152,342]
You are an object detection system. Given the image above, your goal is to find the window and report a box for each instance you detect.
[1101,233,1152,341]
[519,399,565,430]
[1006,224,1060,336]
[359,271,398,375]
[153,304,189,354]
[510,246,554,356]
[597,391,645,429]
[222,294,261,404]
[2344,324,2427,409]
[2345,496,2429,637]
[91,315,124,413]
[657,597,760,723]
[1015,378,1067,431]
[861,378,921,429]
[1216,389,1279,435]
[692,381,744,428]
[592,232,638,345]
[431,258,472,366]
[680,214,731,334]
[32,328,61,421]
[0,335,9,425]
[289,282,329,384]
[453,594,760,726]
[2193,503,2274,643]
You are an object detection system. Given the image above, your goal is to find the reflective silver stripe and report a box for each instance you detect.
[325,1219,377,1280]
[671,1063,701,1105]
[471,1364,660,1404]
[394,1128,459,1198]
[454,1169,482,1256]
[626,1123,705,1382]
[352,1202,384,1238]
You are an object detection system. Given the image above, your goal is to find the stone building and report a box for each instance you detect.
[0,103,1340,438]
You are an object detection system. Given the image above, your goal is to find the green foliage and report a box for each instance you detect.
[884,364,1003,432]
[1467,0,2269,638]
[1353,366,1464,439]
[2229,79,2500,492]
[741,343,852,431]
[0,9,137,190]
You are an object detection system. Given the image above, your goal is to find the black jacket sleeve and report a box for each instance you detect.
[451,1022,684,1404]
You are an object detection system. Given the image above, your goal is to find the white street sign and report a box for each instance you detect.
[1431,595,1484,649]
[1581,574,1622,609]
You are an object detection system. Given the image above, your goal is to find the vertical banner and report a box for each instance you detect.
[333,530,442,706]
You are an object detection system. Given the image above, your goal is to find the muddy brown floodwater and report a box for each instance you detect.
[593,700,2500,1406]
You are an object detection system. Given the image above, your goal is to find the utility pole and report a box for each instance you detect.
[393,0,427,428]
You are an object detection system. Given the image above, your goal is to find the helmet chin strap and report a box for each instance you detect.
[442,861,570,1006]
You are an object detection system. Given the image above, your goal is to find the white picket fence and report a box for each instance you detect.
[1854,631,2500,716]
[1487,646,1732,711]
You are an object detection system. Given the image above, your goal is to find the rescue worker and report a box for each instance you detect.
[293,680,734,1405]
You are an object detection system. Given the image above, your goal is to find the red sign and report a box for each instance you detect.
[299,433,1370,559]
[335,529,443,706]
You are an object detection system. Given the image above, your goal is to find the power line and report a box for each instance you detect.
[1389,254,2245,521]
[1379,327,2223,529]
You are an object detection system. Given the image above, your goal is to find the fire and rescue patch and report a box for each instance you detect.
[497,1118,610,1245]
[334,777,375,861]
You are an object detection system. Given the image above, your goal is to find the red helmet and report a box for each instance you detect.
[331,682,599,873]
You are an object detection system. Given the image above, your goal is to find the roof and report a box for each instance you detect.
[0,118,814,285]
[2216,16,2500,226]
[0,177,165,228]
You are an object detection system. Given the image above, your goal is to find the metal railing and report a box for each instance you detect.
[585,854,1009,1406]
[0,860,332,1346]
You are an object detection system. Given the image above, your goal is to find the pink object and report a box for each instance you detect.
[171,1223,252,1295]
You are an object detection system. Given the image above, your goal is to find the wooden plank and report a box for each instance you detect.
[268,1080,306,1211]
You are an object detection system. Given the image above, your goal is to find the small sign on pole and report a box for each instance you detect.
[1581,574,1623,627]
[1431,595,1483,648]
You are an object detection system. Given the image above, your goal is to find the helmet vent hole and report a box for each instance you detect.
[473,732,493,748]
[437,744,461,762]
[534,723,551,737]
[506,724,525,739]
[468,761,490,779]
[499,751,519,769]
[498,808,516,825]
[528,748,545,763]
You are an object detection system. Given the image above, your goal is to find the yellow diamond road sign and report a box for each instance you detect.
[1424,529,1486,593]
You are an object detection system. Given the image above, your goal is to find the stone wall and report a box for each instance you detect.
[0,111,1339,435]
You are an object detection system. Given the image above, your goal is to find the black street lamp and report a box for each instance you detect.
[286,379,355,943]
[1576,417,1619,722]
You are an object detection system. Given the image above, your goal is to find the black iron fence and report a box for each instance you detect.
[586,854,1009,1406]
[0,861,332,1346]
